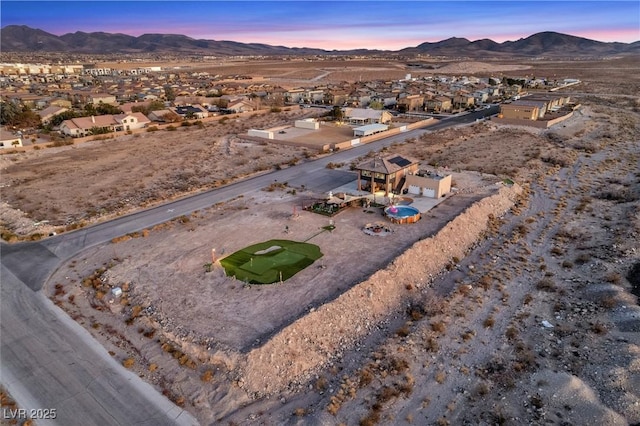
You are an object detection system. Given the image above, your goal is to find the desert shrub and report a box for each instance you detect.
[389,357,409,374]
[478,275,492,291]
[315,376,328,391]
[591,322,608,334]
[604,272,622,284]
[1,231,19,242]
[425,336,439,352]
[536,278,556,292]
[599,295,617,309]
[575,253,591,265]
[396,324,410,337]
[483,315,495,328]
[50,138,74,147]
[122,358,135,368]
[201,370,214,382]
[407,305,425,321]
[146,126,159,132]
[461,330,476,341]
[431,321,446,334]
[550,246,564,256]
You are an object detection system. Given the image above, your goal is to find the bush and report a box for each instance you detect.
[483,316,495,328]
[431,321,446,334]
[201,370,214,382]
[536,278,556,292]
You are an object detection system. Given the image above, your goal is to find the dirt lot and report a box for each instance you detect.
[2,58,640,425]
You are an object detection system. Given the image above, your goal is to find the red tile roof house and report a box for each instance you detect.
[59,112,151,137]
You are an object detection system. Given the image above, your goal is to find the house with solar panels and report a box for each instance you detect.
[355,154,419,196]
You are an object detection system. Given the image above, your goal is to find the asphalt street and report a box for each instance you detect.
[0,107,496,425]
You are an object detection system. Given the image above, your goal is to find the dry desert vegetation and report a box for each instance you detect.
[1,58,639,426]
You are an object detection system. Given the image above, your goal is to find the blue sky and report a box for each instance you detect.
[1,1,638,50]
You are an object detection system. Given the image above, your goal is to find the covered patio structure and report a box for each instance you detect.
[355,154,419,197]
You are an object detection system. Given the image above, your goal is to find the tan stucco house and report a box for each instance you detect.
[60,112,150,137]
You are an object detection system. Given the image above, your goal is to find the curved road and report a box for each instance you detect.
[0,107,496,425]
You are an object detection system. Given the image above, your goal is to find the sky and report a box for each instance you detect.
[1,1,639,50]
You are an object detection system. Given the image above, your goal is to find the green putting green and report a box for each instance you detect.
[220,239,323,284]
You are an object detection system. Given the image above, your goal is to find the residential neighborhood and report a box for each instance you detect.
[0,58,579,146]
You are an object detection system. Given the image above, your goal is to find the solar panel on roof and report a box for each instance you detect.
[389,156,411,167]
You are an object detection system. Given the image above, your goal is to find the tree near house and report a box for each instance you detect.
[89,126,112,135]
[160,111,182,123]
[0,102,41,128]
[369,100,384,110]
[84,103,122,116]
[46,110,82,129]
[131,100,165,115]
[164,86,176,102]
[0,101,19,125]
[330,105,344,121]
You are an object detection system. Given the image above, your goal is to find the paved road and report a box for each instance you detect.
[0,107,495,425]
[1,264,198,426]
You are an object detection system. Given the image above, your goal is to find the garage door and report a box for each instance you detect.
[408,185,420,195]
[422,188,435,198]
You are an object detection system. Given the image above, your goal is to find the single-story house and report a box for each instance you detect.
[355,154,419,196]
[343,108,393,125]
[90,94,117,104]
[172,105,208,119]
[226,99,256,113]
[148,109,181,122]
[60,112,151,137]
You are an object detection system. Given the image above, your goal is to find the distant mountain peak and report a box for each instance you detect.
[0,25,637,57]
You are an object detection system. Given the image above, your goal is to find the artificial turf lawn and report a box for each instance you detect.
[220,239,323,284]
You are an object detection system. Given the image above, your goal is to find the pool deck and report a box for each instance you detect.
[327,180,452,213]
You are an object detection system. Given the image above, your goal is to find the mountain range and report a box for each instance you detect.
[1,25,638,57]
